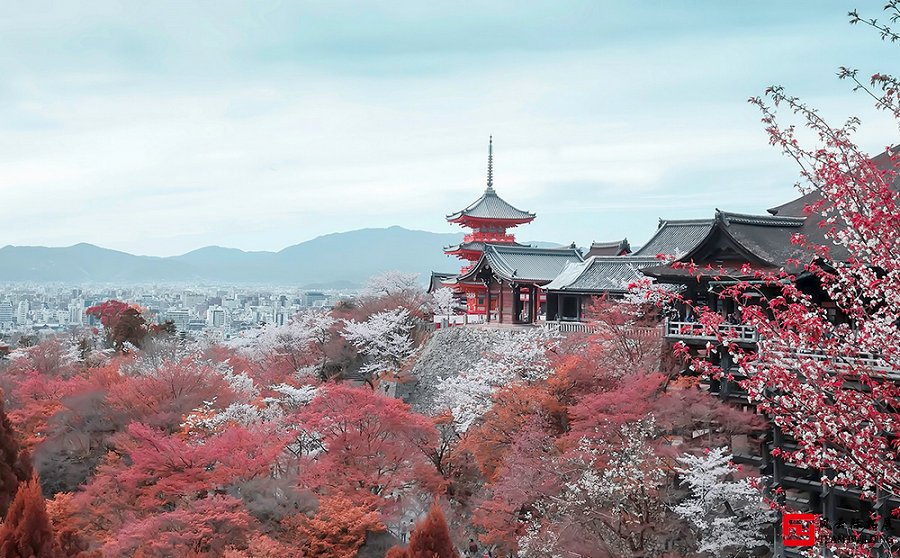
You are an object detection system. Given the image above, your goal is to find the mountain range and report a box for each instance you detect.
[0,227,561,288]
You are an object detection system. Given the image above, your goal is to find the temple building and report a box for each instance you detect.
[585,238,631,257]
[441,138,537,318]
[453,243,583,324]
[432,139,900,551]
[543,255,658,322]
[643,203,900,552]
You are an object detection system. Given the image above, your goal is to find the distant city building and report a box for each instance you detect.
[0,301,13,326]
[16,301,29,325]
[166,309,191,332]
[68,302,83,325]
[206,305,227,328]
[274,311,290,326]
[304,292,327,307]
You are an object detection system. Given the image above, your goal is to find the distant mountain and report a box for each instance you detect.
[0,227,556,286]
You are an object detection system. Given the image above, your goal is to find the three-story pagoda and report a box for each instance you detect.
[443,138,535,314]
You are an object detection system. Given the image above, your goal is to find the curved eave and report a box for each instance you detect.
[638,263,777,280]
[445,249,482,260]
[544,287,630,295]
[446,214,535,227]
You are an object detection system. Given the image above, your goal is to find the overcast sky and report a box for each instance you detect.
[0,1,897,256]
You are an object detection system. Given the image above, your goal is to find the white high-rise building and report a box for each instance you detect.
[68,302,83,325]
[16,301,29,325]
[206,306,226,328]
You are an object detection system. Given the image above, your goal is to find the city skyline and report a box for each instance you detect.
[1,1,895,256]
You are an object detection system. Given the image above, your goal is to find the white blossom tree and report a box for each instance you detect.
[434,328,558,431]
[234,309,336,379]
[674,447,773,557]
[343,307,417,382]
[431,287,455,322]
[363,270,422,299]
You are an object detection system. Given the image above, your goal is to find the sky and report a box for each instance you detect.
[0,1,897,256]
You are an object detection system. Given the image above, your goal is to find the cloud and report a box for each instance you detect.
[0,1,893,255]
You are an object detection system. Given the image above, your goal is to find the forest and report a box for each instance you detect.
[0,276,775,557]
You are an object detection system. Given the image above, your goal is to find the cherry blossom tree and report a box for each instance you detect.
[433,328,558,432]
[343,308,418,384]
[236,310,336,380]
[674,447,773,557]
[431,288,455,322]
[364,271,422,300]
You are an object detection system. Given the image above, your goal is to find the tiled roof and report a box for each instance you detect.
[713,210,805,267]
[634,219,713,257]
[544,255,658,293]
[444,240,524,253]
[641,209,808,278]
[446,187,535,222]
[586,238,631,257]
[428,271,457,293]
[460,244,583,283]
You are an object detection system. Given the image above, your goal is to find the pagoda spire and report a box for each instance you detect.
[486,135,494,193]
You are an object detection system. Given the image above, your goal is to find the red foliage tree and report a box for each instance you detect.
[45,492,96,558]
[0,476,61,558]
[74,421,279,551]
[388,504,459,558]
[289,495,383,558]
[101,495,254,557]
[0,393,34,518]
[105,359,235,432]
[85,300,147,352]
[289,385,441,516]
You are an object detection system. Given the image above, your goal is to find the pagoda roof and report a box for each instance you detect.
[459,244,583,284]
[447,137,535,224]
[444,240,526,253]
[633,218,713,257]
[544,255,658,294]
[446,186,535,223]
[586,238,631,257]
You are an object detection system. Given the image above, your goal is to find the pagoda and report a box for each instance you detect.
[443,137,536,314]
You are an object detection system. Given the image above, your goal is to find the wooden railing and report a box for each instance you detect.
[464,232,516,244]
[432,314,485,329]
[543,322,661,339]
[770,348,898,380]
[664,319,759,343]
[543,321,598,334]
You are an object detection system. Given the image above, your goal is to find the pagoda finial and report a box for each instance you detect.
[486,136,494,193]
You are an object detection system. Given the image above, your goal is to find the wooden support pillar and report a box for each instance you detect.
[498,279,504,324]
[485,278,491,324]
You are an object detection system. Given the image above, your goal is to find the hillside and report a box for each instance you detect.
[0,227,558,286]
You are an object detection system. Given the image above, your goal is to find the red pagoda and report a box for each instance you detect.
[443,137,536,315]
